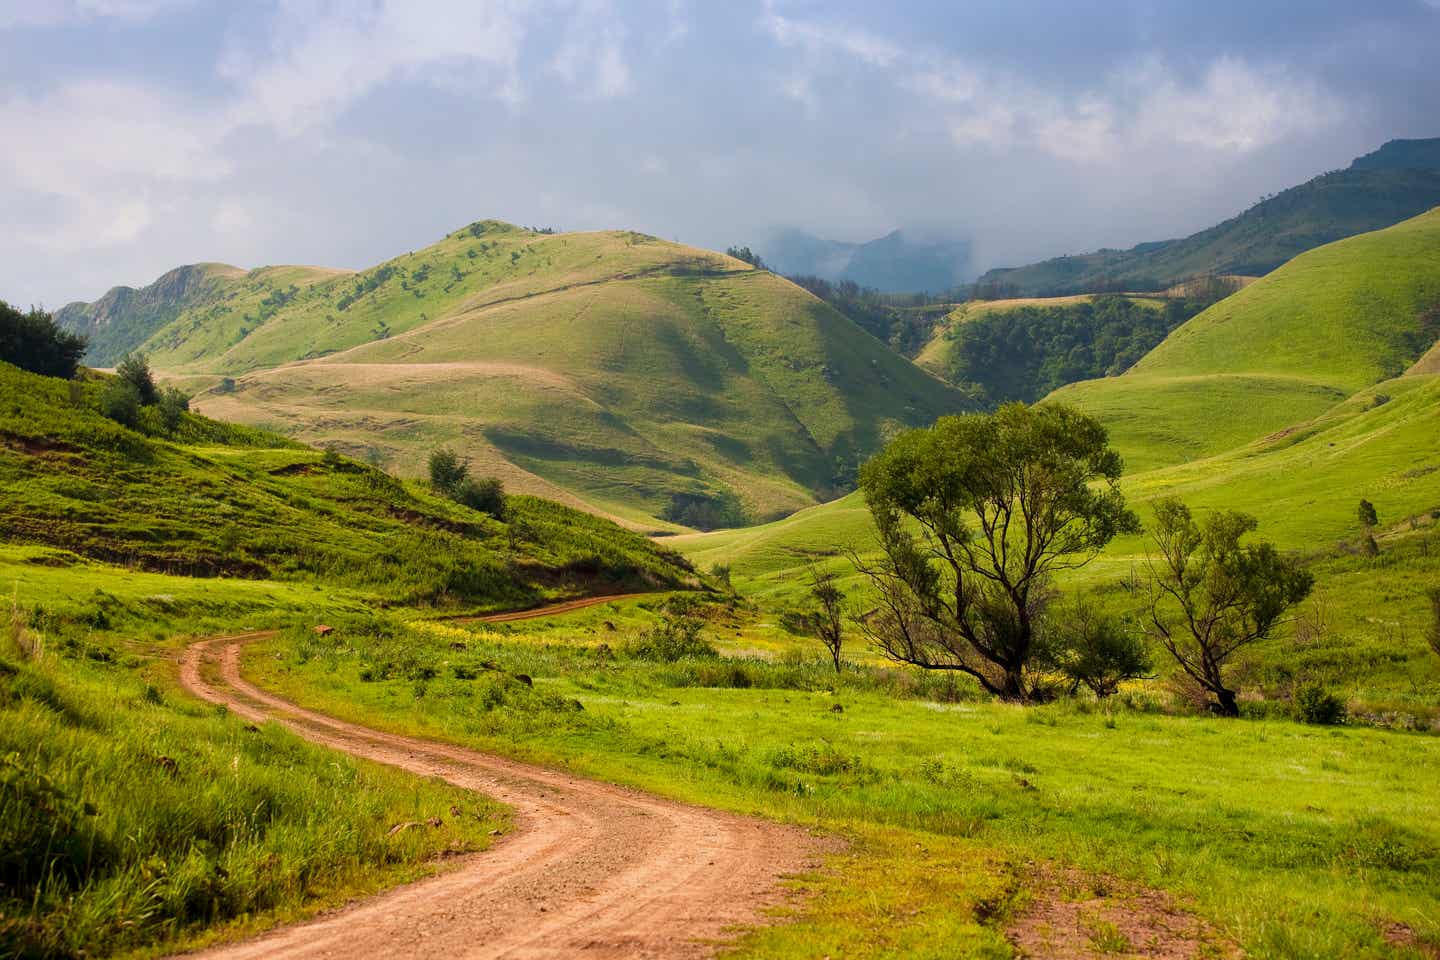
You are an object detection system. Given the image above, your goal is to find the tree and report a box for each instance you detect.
[157,386,189,432]
[427,447,468,495]
[0,301,87,379]
[803,565,848,673]
[1046,598,1151,698]
[99,378,141,428]
[115,353,158,405]
[725,246,767,270]
[852,403,1138,702]
[1357,498,1378,530]
[1145,499,1313,716]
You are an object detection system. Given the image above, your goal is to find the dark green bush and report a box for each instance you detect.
[0,302,87,380]
[1294,682,1347,725]
[622,615,717,662]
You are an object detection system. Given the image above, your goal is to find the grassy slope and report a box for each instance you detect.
[0,361,694,609]
[247,600,1440,959]
[67,222,967,528]
[974,157,1440,295]
[1050,208,1440,470]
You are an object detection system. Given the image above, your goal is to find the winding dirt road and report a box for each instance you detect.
[176,598,823,959]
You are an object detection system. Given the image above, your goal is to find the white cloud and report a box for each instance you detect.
[221,0,535,136]
[759,2,900,68]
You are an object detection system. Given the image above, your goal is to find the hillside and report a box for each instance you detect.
[0,360,693,608]
[57,222,970,528]
[974,138,1440,295]
[761,227,972,294]
[1050,207,1440,470]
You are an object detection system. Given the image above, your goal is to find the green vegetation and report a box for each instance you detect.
[56,223,968,528]
[245,599,1440,959]
[0,302,86,380]
[1051,208,1440,470]
[0,578,506,959]
[926,292,1216,404]
[1145,499,1314,716]
[0,360,692,606]
[974,137,1440,295]
[855,404,1136,702]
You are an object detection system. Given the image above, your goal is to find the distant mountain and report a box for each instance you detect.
[762,228,972,294]
[56,221,969,529]
[974,137,1440,296]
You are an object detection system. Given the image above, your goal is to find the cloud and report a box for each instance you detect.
[220,0,535,136]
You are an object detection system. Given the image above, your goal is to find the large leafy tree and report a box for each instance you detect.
[853,403,1137,702]
[1145,498,1313,716]
[0,301,87,379]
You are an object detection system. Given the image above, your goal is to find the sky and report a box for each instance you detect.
[3,0,1438,307]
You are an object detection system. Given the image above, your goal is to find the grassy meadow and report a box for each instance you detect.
[240,597,1440,959]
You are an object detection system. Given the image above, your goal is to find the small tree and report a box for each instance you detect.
[99,378,141,428]
[428,446,468,495]
[115,353,158,405]
[852,403,1138,702]
[1047,598,1151,698]
[1357,498,1378,530]
[804,564,847,673]
[1145,498,1313,716]
[157,386,189,431]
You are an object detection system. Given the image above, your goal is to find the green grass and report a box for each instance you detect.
[243,599,1440,959]
[1049,208,1440,470]
[0,603,506,960]
[56,222,969,527]
[0,361,694,608]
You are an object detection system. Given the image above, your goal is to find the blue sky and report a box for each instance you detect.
[3,0,1438,305]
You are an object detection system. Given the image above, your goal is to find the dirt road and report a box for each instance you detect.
[176,597,822,959]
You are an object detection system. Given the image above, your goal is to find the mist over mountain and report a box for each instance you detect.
[761,228,974,294]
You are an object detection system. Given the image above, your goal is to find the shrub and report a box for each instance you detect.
[0,302,87,379]
[115,353,158,405]
[1357,499,1378,529]
[1293,682,1346,725]
[428,446,468,495]
[455,475,506,520]
[622,615,717,662]
[99,378,142,428]
[157,386,189,431]
[1047,599,1151,698]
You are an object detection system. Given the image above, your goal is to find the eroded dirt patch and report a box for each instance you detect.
[1007,867,1238,960]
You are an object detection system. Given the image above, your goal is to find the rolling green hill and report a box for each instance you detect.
[57,222,969,529]
[1050,207,1440,470]
[0,360,694,608]
[975,138,1440,296]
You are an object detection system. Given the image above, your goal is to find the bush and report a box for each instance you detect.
[428,446,468,495]
[1293,682,1347,725]
[1426,587,1440,660]
[116,353,158,405]
[1046,598,1152,698]
[455,475,506,520]
[622,615,717,662]
[0,302,87,379]
[99,378,142,428]
[157,386,190,431]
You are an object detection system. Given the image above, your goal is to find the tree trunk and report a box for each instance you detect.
[1000,666,1028,702]
[1214,687,1240,717]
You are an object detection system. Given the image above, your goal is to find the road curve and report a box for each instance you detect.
[175,597,823,959]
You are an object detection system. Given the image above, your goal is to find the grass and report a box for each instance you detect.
[1050,208,1440,470]
[0,596,506,960]
[0,361,695,608]
[57,221,969,528]
[241,598,1440,959]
